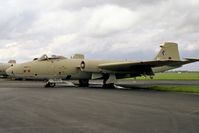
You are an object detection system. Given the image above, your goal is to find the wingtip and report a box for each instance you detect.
[184,58,199,61]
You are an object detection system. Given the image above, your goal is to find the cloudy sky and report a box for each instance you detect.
[0,0,199,70]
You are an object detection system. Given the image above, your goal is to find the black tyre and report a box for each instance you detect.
[79,79,89,87]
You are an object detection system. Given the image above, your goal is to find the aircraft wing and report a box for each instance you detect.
[99,60,180,71]
[98,59,198,73]
[184,58,199,62]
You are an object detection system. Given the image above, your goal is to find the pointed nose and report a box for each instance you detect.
[6,67,14,76]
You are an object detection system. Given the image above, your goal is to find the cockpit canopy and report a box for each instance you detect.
[34,54,67,61]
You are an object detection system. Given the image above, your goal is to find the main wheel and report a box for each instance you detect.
[103,83,115,88]
[79,79,89,87]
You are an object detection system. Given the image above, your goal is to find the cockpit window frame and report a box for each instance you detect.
[38,54,67,61]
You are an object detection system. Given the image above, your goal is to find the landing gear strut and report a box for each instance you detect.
[102,74,116,88]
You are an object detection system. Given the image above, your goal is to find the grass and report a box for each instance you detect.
[137,72,199,80]
[129,72,199,93]
[125,72,199,93]
[149,86,199,93]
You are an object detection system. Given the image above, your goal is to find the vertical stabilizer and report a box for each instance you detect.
[154,42,180,61]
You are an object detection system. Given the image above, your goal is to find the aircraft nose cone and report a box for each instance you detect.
[6,67,14,76]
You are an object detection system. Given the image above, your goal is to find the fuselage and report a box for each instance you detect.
[6,58,116,80]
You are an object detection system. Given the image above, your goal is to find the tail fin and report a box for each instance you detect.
[154,42,180,61]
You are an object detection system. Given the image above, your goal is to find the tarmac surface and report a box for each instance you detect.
[0,79,199,133]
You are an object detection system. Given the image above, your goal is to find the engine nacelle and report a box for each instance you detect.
[80,60,101,73]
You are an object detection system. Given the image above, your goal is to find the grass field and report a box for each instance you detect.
[134,72,199,93]
[149,86,199,93]
[137,72,199,80]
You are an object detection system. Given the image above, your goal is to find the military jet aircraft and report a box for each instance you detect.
[0,60,16,77]
[6,42,199,87]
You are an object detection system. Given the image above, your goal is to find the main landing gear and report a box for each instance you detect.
[79,79,89,87]
[102,74,117,88]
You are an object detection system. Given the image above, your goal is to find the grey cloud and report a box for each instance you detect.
[0,12,37,40]
[59,0,167,10]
